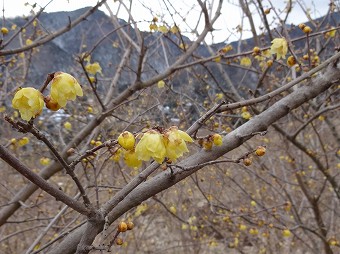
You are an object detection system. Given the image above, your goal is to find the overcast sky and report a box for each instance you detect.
[2,0,330,43]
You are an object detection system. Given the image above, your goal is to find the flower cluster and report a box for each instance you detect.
[12,72,83,121]
[115,127,193,168]
[198,133,223,150]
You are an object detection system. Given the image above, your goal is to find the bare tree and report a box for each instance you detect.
[0,0,339,253]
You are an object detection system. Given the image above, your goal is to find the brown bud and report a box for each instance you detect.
[116,238,123,245]
[118,221,128,232]
[243,158,252,166]
[127,221,134,230]
[255,146,266,156]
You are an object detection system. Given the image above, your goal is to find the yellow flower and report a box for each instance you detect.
[169,205,177,214]
[170,25,179,34]
[282,229,292,237]
[220,45,233,53]
[158,25,168,33]
[213,56,221,63]
[85,62,102,75]
[325,27,336,38]
[1,27,9,35]
[179,43,187,50]
[270,38,288,59]
[124,149,142,168]
[50,72,83,107]
[89,76,96,83]
[26,39,33,45]
[239,224,247,231]
[241,111,251,120]
[40,157,51,166]
[249,228,259,235]
[240,57,252,67]
[18,137,29,146]
[163,126,193,161]
[111,148,122,162]
[212,134,223,146]
[157,80,165,88]
[149,23,158,31]
[118,131,135,150]
[95,140,102,146]
[181,224,188,230]
[63,121,72,130]
[12,87,44,121]
[135,130,166,164]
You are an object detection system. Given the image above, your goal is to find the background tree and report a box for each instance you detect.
[0,0,339,253]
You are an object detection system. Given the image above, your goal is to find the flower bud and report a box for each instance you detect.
[1,27,9,35]
[303,26,312,34]
[118,221,128,232]
[287,56,296,67]
[127,221,134,230]
[116,238,123,245]
[255,146,266,156]
[243,157,252,166]
[45,95,61,111]
[212,134,223,146]
[118,131,135,150]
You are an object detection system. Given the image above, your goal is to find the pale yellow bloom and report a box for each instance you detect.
[241,111,251,120]
[158,25,168,33]
[135,130,166,164]
[26,39,33,45]
[170,25,179,34]
[212,134,223,146]
[1,27,9,35]
[325,27,336,38]
[270,38,288,59]
[85,62,102,75]
[12,87,44,121]
[157,80,165,88]
[40,157,51,166]
[18,137,29,146]
[50,72,83,107]
[63,121,72,130]
[118,131,135,150]
[169,205,177,214]
[149,23,158,31]
[240,57,252,67]
[282,229,292,237]
[111,148,122,162]
[124,149,142,168]
[164,126,193,161]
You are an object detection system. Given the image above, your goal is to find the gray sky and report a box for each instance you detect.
[2,0,329,43]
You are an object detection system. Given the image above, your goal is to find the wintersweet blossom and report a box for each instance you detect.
[135,130,166,164]
[212,134,223,146]
[50,72,83,107]
[12,87,44,121]
[124,150,142,168]
[163,126,193,161]
[270,38,288,59]
[85,62,102,75]
[118,131,135,150]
